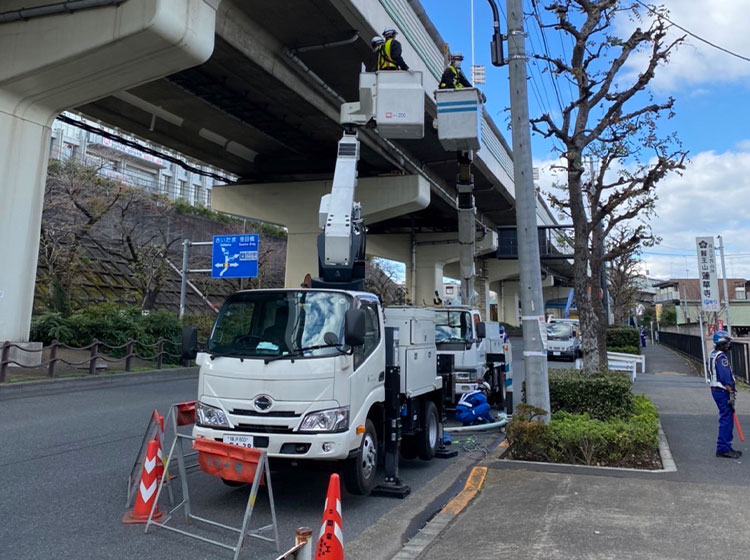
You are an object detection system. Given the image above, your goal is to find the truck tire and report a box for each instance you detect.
[417,401,439,461]
[343,419,378,495]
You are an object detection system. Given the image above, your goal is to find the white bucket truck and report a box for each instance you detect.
[182,70,453,496]
[433,306,510,410]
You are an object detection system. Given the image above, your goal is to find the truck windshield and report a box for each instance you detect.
[208,291,351,359]
[547,323,574,340]
[434,310,472,343]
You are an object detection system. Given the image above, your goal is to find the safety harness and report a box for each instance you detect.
[377,39,398,70]
[440,65,464,89]
[709,349,728,389]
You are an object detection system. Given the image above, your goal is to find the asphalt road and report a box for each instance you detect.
[0,374,500,559]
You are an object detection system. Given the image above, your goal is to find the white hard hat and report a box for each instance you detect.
[371,36,384,45]
[479,381,491,392]
[450,52,464,61]
[383,27,397,38]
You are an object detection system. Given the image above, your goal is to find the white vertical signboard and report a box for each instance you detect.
[696,237,720,312]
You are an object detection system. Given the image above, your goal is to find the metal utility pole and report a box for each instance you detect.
[506,0,550,418]
[717,235,732,336]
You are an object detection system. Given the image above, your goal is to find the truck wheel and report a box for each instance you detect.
[400,436,418,460]
[343,419,378,495]
[417,401,439,461]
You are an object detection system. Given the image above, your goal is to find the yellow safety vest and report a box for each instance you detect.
[440,65,464,89]
[378,39,398,70]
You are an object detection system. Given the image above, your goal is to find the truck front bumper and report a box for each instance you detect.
[193,425,355,461]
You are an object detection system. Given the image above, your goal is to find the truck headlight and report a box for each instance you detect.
[299,407,349,433]
[196,402,230,428]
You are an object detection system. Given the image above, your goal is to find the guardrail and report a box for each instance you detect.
[607,351,646,383]
[0,338,182,383]
[658,330,750,384]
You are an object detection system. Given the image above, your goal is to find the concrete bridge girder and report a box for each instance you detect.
[212,174,431,288]
[0,0,217,344]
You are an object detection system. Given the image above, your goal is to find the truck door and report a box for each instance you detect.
[350,299,384,415]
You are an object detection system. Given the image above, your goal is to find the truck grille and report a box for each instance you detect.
[232,408,299,418]
[233,423,295,434]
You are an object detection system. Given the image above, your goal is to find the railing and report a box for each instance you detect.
[658,330,750,384]
[0,338,183,383]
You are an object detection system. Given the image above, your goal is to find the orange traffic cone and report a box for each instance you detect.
[122,439,163,524]
[314,473,344,559]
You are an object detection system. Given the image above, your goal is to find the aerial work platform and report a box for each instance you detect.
[435,88,483,151]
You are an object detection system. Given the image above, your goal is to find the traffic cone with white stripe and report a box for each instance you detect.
[314,473,344,559]
[122,439,163,524]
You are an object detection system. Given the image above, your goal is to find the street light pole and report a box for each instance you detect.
[505,0,550,419]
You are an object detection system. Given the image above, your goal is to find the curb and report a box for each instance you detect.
[391,466,487,560]
[0,367,199,400]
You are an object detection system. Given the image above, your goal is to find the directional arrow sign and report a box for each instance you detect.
[212,234,259,279]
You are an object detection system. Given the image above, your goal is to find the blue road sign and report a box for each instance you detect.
[212,234,259,279]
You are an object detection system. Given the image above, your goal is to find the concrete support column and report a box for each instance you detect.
[0,0,216,346]
[415,261,446,307]
[475,275,490,321]
[501,281,521,326]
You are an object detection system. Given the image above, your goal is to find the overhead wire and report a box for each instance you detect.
[634,0,750,64]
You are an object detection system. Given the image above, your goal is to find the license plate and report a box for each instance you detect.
[553,351,561,356]
[223,434,254,448]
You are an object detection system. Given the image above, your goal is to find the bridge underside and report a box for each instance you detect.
[77,0,516,234]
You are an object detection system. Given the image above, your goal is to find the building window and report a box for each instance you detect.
[207,189,212,209]
[178,179,187,201]
[736,284,746,300]
[194,185,202,207]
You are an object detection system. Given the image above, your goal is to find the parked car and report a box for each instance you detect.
[546,322,581,361]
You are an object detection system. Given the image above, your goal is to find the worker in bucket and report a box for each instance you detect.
[439,52,472,89]
[378,28,409,71]
[456,381,494,425]
[709,330,742,459]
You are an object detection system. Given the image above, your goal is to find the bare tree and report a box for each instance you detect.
[607,226,644,325]
[365,258,407,306]
[38,160,124,314]
[531,0,687,371]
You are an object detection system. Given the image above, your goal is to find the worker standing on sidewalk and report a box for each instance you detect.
[709,330,742,458]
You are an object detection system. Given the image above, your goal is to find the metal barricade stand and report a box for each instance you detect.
[145,427,280,559]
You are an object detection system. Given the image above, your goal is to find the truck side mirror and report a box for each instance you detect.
[182,325,198,361]
[476,322,487,339]
[345,309,366,347]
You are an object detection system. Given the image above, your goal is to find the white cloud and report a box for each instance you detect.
[535,146,750,280]
[618,0,750,92]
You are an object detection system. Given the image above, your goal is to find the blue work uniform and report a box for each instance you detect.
[709,348,736,453]
[456,390,493,425]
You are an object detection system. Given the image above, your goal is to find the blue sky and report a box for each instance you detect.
[419,0,750,280]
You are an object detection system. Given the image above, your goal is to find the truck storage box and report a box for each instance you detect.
[435,88,482,151]
[384,307,441,397]
[374,71,425,139]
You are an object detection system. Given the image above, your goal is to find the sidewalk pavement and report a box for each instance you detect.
[407,342,750,560]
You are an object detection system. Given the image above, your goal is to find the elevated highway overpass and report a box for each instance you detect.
[0,0,571,349]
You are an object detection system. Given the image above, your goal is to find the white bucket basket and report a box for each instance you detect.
[435,88,482,151]
[373,71,425,139]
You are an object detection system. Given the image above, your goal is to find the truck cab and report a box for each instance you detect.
[432,306,508,404]
[189,288,443,495]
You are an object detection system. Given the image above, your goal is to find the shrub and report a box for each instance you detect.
[606,327,640,349]
[182,312,216,341]
[30,312,74,345]
[608,345,640,355]
[548,369,634,420]
[506,395,660,467]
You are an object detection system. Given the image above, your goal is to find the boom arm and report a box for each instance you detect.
[313,129,366,290]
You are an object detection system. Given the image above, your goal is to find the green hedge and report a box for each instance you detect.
[30,303,194,363]
[549,369,634,420]
[507,395,659,467]
[608,345,640,355]
[606,327,640,350]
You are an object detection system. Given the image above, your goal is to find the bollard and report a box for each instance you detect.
[0,341,9,383]
[48,341,58,378]
[295,527,313,560]
[125,340,134,372]
[88,339,99,376]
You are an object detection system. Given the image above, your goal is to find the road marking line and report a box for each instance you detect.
[441,466,487,515]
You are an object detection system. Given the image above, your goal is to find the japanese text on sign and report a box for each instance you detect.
[695,237,720,312]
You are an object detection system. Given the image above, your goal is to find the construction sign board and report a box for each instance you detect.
[696,237,720,312]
